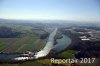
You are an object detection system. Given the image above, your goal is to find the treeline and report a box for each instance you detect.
[75,41,100,58]
[61,28,100,58]
[0,26,21,38]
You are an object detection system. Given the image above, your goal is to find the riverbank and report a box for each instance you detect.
[34,28,58,59]
[51,29,80,59]
[61,29,81,50]
[54,34,72,53]
[0,28,58,63]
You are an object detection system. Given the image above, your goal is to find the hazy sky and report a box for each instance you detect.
[0,0,100,21]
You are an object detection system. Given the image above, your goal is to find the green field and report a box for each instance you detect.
[0,24,48,53]
[57,50,78,58]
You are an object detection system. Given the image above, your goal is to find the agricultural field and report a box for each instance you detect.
[57,50,78,58]
[0,23,48,53]
[0,22,55,66]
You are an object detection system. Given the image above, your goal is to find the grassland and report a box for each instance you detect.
[57,50,79,58]
[0,40,6,51]
[0,24,98,66]
[0,58,70,66]
[0,23,48,53]
[0,23,50,66]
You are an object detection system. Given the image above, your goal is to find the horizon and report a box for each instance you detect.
[0,18,100,24]
[0,0,100,22]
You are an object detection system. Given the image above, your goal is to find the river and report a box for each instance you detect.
[54,34,72,52]
[34,28,58,59]
[0,28,72,61]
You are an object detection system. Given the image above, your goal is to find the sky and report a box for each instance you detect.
[0,0,100,22]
